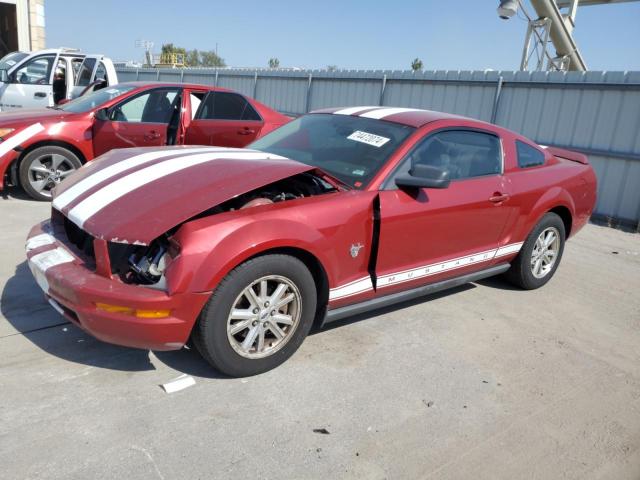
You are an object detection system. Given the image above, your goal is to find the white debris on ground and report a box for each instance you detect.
[160,374,196,393]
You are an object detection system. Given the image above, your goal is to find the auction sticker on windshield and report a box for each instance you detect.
[347,130,390,148]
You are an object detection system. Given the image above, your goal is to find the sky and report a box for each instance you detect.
[45,0,640,71]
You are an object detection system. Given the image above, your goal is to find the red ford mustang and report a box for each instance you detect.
[0,82,290,200]
[26,106,597,376]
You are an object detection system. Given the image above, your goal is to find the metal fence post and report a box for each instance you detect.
[491,76,504,124]
[180,69,184,83]
[253,71,259,99]
[304,73,313,113]
[156,69,160,81]
[136,68,139,81]
[379,74,387,106]
[214,69,219,87]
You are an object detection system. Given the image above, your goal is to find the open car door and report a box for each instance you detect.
[92,87,181,157]
[70,55,101,99]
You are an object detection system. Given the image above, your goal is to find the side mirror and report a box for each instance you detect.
[94,108,109,121]
[0,69,9,83]
[395,164,451,190]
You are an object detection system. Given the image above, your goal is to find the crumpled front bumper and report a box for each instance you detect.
[25,220,210,351]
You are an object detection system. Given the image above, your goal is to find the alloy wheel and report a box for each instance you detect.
[226,275,302,359]
[530,226,560,279]
[27,153,77,197]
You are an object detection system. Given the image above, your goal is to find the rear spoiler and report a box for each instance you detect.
[540,145,589,165]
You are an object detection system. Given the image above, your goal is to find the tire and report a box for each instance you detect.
[19,146,82,201]
[193,254,317,377]
[504,212,566,290]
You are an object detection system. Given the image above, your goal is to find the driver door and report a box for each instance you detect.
[0,54,57,110]
[69,55,102,99]
[92,87,181,157]
[374,129,514,297]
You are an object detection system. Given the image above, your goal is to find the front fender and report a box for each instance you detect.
[166,191,376,295]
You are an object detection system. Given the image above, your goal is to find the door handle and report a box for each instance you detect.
[34,92,47,98]
[237,129,256,135]
[144,131,162,140]
[489,193,509,203]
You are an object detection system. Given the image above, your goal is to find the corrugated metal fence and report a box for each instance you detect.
[116,67,640,230]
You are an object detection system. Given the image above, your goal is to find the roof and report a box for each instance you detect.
[310,106,473,128]
[117,81,232,92]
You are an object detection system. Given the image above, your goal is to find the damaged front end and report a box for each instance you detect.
[68,171,340,291]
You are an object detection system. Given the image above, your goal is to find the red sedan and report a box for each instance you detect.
[26,106,597,376]
[0,82,290,200]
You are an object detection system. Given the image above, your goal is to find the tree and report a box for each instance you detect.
[199,50,225,67]
[411,58,423,72]
[160,44,225,67]
[186,49,200,67]
[268,57,280,69]
[326,65,338,72]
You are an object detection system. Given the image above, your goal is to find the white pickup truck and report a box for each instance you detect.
[0,48,118,111]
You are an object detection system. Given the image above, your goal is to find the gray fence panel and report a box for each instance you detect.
[255,76,308,115]
[115,66,640,229]
[308,73,382,111]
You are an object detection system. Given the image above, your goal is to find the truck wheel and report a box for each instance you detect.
[193,254,317,377]
[19,146,82,201]
[504,212,566,290]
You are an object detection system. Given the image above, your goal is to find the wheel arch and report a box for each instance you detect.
[523,186,576,241]
[17,139,88,167]
[547,205,572,238]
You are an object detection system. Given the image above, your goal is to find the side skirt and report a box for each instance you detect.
[323,263,510,325]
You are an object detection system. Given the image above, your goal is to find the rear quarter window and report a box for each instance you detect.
[516,140,545,168]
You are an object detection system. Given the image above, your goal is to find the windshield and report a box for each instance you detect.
[59,85,137,113]
[249,113,415,188]
[0,51,28,71]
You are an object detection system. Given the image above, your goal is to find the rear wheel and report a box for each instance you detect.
[193,254,317,377]
[19,146,82,201]
[504,212,565,290]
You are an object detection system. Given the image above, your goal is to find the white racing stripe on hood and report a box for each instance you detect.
[68,151,288,227]
[333,106,380,116]
[0,123,45,158]
[359,107,422,119]
[52,147,232,211]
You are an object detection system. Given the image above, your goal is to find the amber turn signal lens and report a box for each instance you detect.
[95,303,171,318]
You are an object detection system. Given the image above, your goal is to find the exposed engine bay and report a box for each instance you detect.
[110,172,338,287]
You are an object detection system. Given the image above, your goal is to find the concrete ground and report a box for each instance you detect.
[1,188,639,480]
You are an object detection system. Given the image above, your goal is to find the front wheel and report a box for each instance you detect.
[19,146,82,201]
[504,212,566,290]
[193,254,317,377]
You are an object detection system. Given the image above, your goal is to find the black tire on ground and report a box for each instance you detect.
[193,254,317,377]
[19,145,82,201]
[504,212,566,290]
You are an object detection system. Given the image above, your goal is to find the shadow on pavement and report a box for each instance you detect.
[0,185,33,201]
[1,261,228,377]
[3,260,511,377]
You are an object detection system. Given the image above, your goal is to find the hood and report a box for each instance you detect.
[52,146,314,245]
[0,108,71,126]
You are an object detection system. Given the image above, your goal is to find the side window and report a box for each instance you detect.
[12,55,55,85]
[71,58,83,80]
[196,92,261,121]
[94,62,107,81]
[111,89,178,123]
[516,140,545,168]
[404,130,502,181]
[189,92,206,120]
[76,58,97,86]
